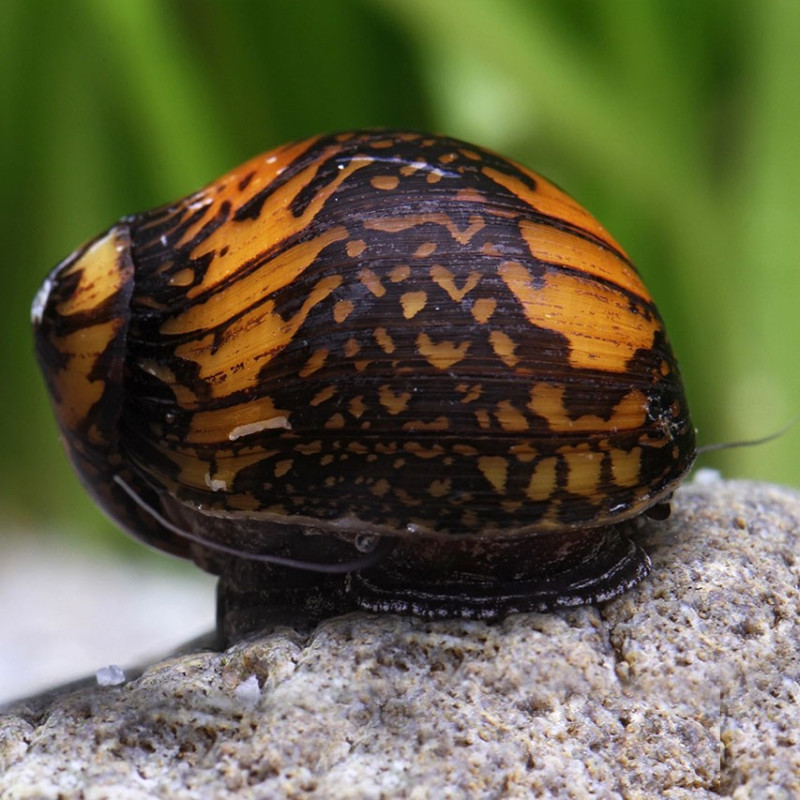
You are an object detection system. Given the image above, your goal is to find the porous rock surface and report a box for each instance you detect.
[1,478,798,799]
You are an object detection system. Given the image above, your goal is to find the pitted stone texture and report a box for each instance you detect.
[1,479,798,799]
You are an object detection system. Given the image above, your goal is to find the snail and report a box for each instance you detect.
[32,130,695,641]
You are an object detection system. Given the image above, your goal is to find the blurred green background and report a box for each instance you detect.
[2,0,799,555]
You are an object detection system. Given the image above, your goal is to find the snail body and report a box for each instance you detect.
[33,130,695,639]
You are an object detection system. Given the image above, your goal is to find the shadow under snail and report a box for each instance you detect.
[32,130,696,642]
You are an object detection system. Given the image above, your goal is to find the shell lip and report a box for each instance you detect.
[172,453,697,545]
[32,221,136,520]
[32,225,113,324]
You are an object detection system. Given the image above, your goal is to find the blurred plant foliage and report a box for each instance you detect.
[2,0,798,550]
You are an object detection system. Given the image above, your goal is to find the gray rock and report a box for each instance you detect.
[1,478,798,798]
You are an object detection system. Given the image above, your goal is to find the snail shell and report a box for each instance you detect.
[32,130,695,636]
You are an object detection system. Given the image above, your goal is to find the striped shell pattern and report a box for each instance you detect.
[32,130,695,629]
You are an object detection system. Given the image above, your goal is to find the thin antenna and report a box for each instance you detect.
[697,417,797,455]
[113,474,392,574]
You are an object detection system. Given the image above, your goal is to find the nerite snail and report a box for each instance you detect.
[32,130,695,641]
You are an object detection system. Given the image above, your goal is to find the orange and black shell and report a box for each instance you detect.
[32,130,695,601]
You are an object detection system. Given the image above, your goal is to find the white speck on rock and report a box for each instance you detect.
[234,674,261,707]
[95,665,126,687]
[693,467,723,485]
